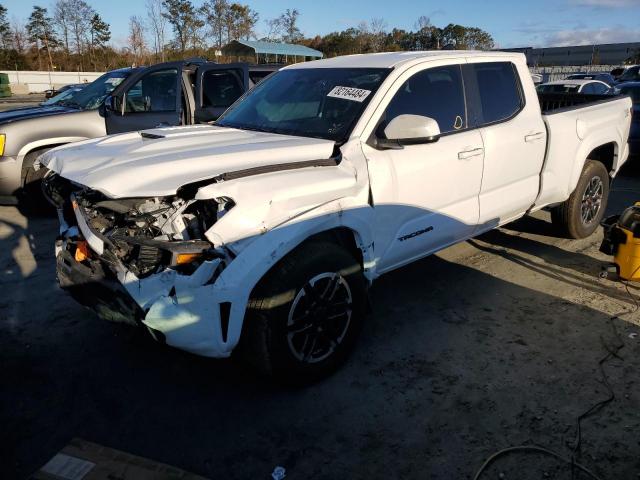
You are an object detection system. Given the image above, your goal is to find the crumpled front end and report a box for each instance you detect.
[44,173,242,358]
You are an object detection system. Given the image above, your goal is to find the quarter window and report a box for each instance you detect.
[124,68,178,113]
[382,65,467,135]
[464,62,523,127]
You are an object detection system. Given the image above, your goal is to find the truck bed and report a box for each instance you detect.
[538,92,617,113]
[534,93,632,209]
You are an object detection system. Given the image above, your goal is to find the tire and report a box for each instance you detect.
[18,148,53,214]
[551,159,609,239]
[238,241,367,384]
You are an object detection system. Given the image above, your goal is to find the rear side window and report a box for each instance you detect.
[464,62,523,127]
[201,69,244,108]
[382,65,466,135]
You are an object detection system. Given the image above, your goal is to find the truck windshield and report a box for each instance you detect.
[216,68,390,142]
[57,70,130,110]
[41,87,83,106]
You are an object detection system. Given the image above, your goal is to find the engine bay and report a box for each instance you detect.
[43,173,233,277]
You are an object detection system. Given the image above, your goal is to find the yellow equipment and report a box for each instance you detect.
[601,203,640,281]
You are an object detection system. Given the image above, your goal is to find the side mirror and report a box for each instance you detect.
[104,95,123,116]
[377,114,441,149]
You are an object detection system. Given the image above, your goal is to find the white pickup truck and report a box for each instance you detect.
[41,51,632,382]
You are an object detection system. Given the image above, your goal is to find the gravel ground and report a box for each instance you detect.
[1,167,640,479]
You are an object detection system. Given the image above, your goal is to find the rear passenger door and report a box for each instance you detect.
[106,63,183,135]
[463,60,547,227]
[194,63,248,123]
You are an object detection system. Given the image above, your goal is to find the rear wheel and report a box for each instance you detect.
[238,241,367,384]
[551,160,609,239]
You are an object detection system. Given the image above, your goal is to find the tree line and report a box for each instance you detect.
[0,1,495,72]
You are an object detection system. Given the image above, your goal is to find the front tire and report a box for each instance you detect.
[551,160,609,239]
[19,148,52,214]
[239,241,367,384]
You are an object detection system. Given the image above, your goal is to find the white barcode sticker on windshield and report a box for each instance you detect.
[327,86,372,102]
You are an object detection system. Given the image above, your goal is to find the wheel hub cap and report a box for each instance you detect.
[581,176,604,225]
[286,272,353,364]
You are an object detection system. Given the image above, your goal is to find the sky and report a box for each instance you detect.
[4,0,640,49]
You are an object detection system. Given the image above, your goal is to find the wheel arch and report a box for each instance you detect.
[208,208,374,353]
[18,137,88,179]
[586,141,617,175]
[570,139,621,194]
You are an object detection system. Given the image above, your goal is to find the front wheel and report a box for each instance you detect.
[551,160,609,239]
[238,241,367,384]
[19,148,53,214]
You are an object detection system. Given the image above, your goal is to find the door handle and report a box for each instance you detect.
[525,132,545,142]
[458,147,484,160]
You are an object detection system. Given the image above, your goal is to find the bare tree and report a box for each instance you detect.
[369,17,386,52]
[67,0,94,69]
[53,0,71,54]
[267,8,302,43]
[128,15,146,65]
[146,0,167,61]
[416,15,431,31]
[265,17,282,42]
[11,18,27,53]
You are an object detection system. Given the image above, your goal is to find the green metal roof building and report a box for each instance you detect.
[222,40,324,64]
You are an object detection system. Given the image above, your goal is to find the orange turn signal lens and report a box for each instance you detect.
[75,241,90,262]
[175,252,203,265]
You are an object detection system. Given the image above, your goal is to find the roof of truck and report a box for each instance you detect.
[286,50,524,69]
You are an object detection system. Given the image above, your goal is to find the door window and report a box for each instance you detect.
[124,68,178,113]
[201,69,244,108]
[464,62,523,127]
[381,65,466,135]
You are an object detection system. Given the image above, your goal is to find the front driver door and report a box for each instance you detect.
[106,62,183,134]
[363,62,485,274]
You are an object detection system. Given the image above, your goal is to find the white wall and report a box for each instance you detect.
[0,70,105,93]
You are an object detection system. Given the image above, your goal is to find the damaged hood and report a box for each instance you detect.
[40,125,336,198]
